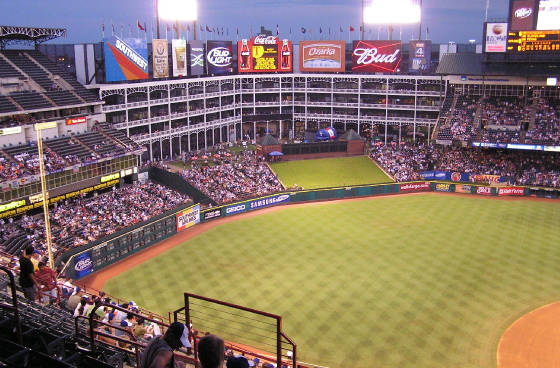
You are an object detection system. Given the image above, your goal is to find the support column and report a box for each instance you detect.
[384,122,388,145]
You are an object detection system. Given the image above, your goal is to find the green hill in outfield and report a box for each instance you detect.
[269,156,393,189]
[103,195,560,368]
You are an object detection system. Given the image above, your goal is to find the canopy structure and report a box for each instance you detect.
[0,25,66,49]
[268,151,284,156]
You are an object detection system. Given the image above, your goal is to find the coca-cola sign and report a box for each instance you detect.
[352,40,402,73]
[300,40,345,72]
[206,41,233,75]
[238,36,292,73]
[254,35,278,45]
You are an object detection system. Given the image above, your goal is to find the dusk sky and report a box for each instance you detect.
[2,0,510,44]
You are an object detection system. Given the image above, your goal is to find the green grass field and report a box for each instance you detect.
[104,195,560,368]
[269,156,392,189]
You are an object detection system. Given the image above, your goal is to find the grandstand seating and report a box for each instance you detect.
[47,90,83,106]
[0,56,23,79]
[0,95,20,113]
[45,136,96,164]
[0,270,128,368]
[3,50,54,91]
[10,91,53,110]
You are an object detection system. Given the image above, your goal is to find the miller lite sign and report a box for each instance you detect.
[352,40,402,73]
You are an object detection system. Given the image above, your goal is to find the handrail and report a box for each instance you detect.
[0,266,22,345]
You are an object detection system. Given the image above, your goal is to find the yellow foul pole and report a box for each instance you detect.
[35,122,55,269]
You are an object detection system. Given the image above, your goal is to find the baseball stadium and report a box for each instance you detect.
[1,0,560,367]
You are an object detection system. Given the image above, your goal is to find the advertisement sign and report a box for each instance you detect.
[74,251,93,279]
[455,185,473,194]
[498,187,525,196]
[248,194,290,210]
[66,116,86,126]
[399,182,430,192]
[0,126,22,136]
[510,0,536,31]
[203,209,222,221]
[152,39,169,78]
[189,40,204,76]
[206,40,233,75]
[299,40,345,72]
[472,174,506,184]
[172,39,188,77]
[476,186,493,195]
[238,35,293,73]
[536,0,560,30]
[177,205,201,231]
[104,35,148,82]
[409,40,432,72]
[435,183,452,192]
[485,23,509,52]
[352,40,401,73]
[225,203,247,216]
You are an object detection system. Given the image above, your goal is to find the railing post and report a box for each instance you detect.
[277,317,282,368]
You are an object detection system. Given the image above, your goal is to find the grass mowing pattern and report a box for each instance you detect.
[270,156,392,189]
[104,195,560,368]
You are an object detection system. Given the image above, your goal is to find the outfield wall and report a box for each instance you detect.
[64,181,552,280]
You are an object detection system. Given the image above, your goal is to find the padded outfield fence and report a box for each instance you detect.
[62,180,557,281]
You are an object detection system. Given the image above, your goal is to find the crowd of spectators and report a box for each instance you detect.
[0,146,68,180]
[181,149,283,204]
[525,98,560,146]
[370,143,560,188]
[0,181,191,256]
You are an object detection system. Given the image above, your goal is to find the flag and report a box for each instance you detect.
[340,26,343,33]
[301,27,306,34]
[349,26,355,32]
[200,24,204,32]
[187,24,190,32]
[111,23,115,35]
[319,27,322,34]
[137,20,145,31]
[173,23,178,35]
[360,26,363,32]
[276,24,279,36]
[206,25,212,32]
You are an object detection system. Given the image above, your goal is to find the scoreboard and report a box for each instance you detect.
[507,30,560,53]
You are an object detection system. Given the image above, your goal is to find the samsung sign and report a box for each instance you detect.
[249,194,290,210]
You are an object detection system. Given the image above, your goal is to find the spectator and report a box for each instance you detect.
[18,246,38,301]
[140,322,193,368]
[66,287,82,312]
[198,334,225,368]
[35,259,58,304]
[74,296,90,317]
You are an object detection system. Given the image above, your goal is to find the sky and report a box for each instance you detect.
[1,0,510,44]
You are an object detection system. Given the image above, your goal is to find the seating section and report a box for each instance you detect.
[3,50,54,91]
[48,90,83,106]
[0,95,19,113]
[0,55,23,78]
[525,98,560,146]
[10,91,53,110]
[0,181,191,257]
[77,131,125,158]
[45,136,97,165]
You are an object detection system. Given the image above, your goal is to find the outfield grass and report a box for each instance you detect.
[269,156,392,189]
[104,195,560,368]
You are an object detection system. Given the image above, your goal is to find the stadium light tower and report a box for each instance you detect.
[157,0,198,39]
[363,0,421,40]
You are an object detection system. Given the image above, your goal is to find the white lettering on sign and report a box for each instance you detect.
[253,35,278,45]
[207,47,232,67]
[115,39,148,70]
[353,47,400,65]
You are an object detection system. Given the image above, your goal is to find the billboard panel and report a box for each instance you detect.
[510,0,536,31]
[177,205,200,231]
[352,40,401,73]
[299,40,345,72]
[409,40,432,72]
[206,40,233,75]
[103,35,148,82]
[189,40,204,76]
[172,39,187,77]
[66,116,86,125]
[152,39,169,78]
[537,0,560,30]
[485,23,509,52]
[238,35,293,73]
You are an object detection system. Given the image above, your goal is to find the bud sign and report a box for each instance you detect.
[238,35,292,73]
[352,40,402,73]
[206,40,233,75]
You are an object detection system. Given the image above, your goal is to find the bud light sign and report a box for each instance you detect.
[352,40,402,73]
[206,40,233,75]
[74,251,93,279]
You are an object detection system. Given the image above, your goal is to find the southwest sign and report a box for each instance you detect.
[104,35,149,82]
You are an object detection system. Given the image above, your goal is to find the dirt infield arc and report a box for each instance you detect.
[78,192,560,368]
